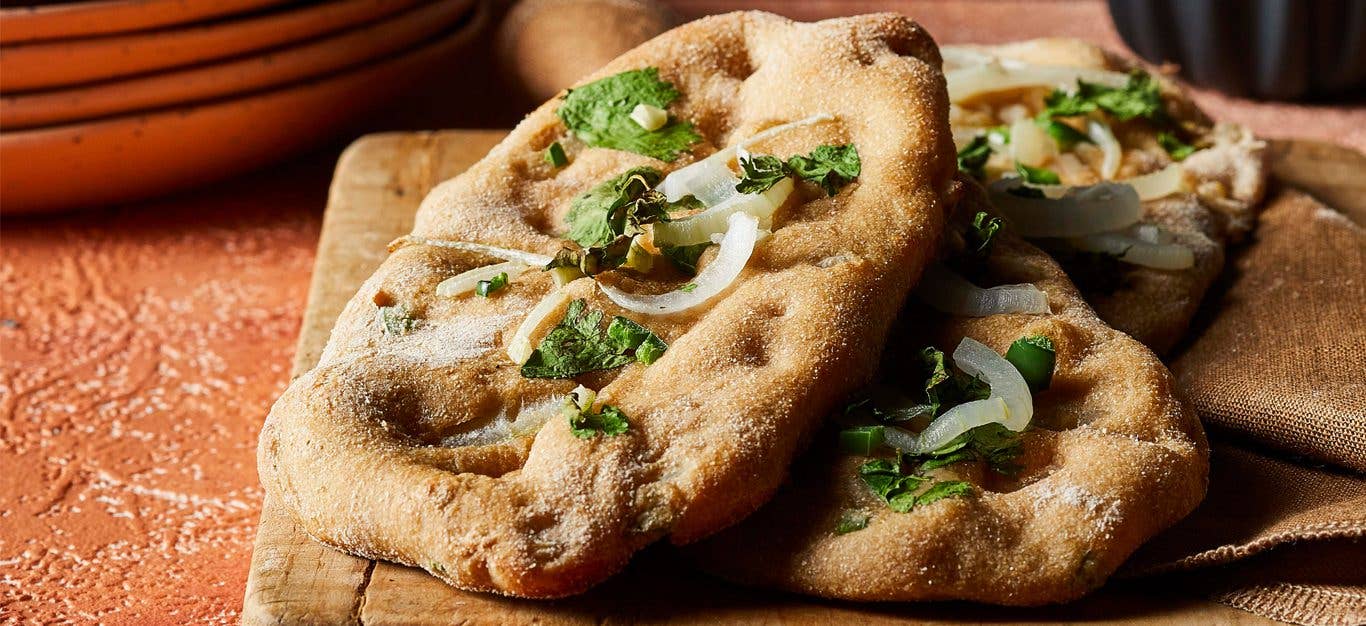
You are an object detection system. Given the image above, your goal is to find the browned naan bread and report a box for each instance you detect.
[944,39,1268,354]
[690,185,1209,604]
[257,11,956,598]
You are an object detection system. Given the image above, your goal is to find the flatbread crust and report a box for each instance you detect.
[257,11,956,598]
[689,183,1209,604]
[945,39,1268,354]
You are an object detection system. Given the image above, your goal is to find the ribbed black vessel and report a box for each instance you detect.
[1108,0,1366,100]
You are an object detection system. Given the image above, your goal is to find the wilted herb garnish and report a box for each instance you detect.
[965,211,1003,260]
[1157,131,1196,161]
[1016,162,1061,185]
[1043,70,1165,122]
[1037,117,1090,150]
[521,299,667,379]
[563,386,630,438]
[377,304,418,336]
[545,141,568,167]
[475,272,509,297]
[556,67,701,162]
[858,456,975,513]
[554,167,692,276]
[659,242,710,275]
[956,135,991,180]
[735,144,862,196]
[1006,334,1056,392]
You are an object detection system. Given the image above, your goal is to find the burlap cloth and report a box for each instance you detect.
[1116,144,1366,625]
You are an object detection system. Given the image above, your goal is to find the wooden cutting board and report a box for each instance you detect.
[242,130,1359,625]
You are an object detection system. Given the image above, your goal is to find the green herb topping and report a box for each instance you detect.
[735,144,862,196]
[966,211,1003,259]
[475,272,509,297]
[556,67,701,162]
[1157,131,1196,161]
[1037,118,1090,150]
[835,509,871,534]
[1043,70,1164,122]
[521,299,668,379]
[545,141,568,167]
[659,242,711,276]
[858,456,975,513]
[377,304,418,336]
[564,167,666,249]
[1016,162,1061,185]
[956,135,991,180]
[1005,334,1056,392]
[563,387,630,438]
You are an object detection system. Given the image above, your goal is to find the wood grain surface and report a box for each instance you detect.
[243,130,1360,625]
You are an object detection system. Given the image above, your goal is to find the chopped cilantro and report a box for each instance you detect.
[1037,117,1091,150]
[735,144,862,196]
[835,509,870,534]
[563,387,629,438]
[915,480,975,505]
[966,211,1003,259]
[1006,334,1056,392]
[1016,162,1061,185]
[956,135,991,180]
[786,144,861,196]
[377,304,418,336]
[521,299,668,378]
[858,457,973,513]
[475,272,509,297]
[556,67,701,162]
[918,346,991,418]
[1043,70,1164,122]
[659,242,710,275]
[544,141,568,167]
[564,167,665,249]
[1158,131,1196,160]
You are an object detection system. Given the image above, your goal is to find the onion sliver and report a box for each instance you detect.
[947,60,1129,104]
[1086,119,1122,180]
[436,261,530,297]
[1126,164,1187,200]
[603,212,758,315]
[389,236,553,267]
[905,398,1009,453]
[1069,229,1194,270]
[917,264,1049,317]
[1010,118,1054,167]
[909,337,1034,452]
[987,178,1142,238]
[507,288,570,364]
[652,177,792,247]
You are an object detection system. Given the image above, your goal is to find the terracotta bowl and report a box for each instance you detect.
[0,1,488,215]
[0,0,426,92]
[0,0,291,45]
[1,0,475,129]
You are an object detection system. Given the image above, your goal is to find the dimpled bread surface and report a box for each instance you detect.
[257,11,957,598]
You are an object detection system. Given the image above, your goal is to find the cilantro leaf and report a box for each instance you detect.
[1158,131,1196,161]
[919,346,991,417]
[1037,117,1090,150]
[966,211,1003,259]
[1016,162,1061,185]
[735,155,789,195]
[564,167,664,249]
[1043,70,1164,122]
[475,272,508,297]
[521,299,668,378]
[563,388,630,438]
[915,480,975,506]
[957,135,991,180]
[659,242,710,275]
[786,144,861,196]
[377,304,418,336]
[858,457,973,513]
[556,67,701,162]
[835,509,870,534]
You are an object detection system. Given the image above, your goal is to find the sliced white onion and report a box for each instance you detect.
[939,45,998,71]
[1086,119,1122,180]
[947,59,1129,104]
[1069,227,1195,270]
[657,113,833,204]
[1010,118,1054,167]
[897,398,1009,453]
[907,337,1034,452]
[390,236,553,267]
[651,177,792,246]
[603,212,757,315]
[917,264,1049,317]
[436,261,530,298]
[1125,164,1187,200]
[987,178,1142,238]
[507,288,570,364]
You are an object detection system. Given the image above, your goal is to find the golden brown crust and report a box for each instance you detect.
[943,39,1268,354]
[258,11,956,598]
[689,209,1209,605]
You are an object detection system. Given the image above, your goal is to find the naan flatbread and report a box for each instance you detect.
[690,181,1209,604]
[258,11,955,598]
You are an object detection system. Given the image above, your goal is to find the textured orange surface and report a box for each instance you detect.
[0,1,1362,624]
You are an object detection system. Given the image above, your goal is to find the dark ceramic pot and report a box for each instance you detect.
[1108,0,1366,100]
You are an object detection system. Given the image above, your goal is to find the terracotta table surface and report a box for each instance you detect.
[1,1,1363,624]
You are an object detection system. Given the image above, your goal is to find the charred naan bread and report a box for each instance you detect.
[943,39,1267,353]
[690,185,1209,604]
[258,11,956,598]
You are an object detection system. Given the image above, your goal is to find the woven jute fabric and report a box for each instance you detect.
[1126,188,1366,625]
